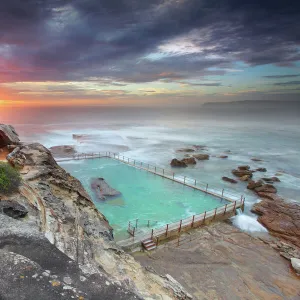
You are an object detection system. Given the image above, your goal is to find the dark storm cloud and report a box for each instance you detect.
[1,0,300,84]
[263,74,300,79]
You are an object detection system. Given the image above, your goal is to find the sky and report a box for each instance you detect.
[1,0,300,107]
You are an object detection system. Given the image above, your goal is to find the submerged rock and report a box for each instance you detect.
[251,158,263,162]
[218,155,228,159]
[170,158,187,167]
[176,148,195,152]
[91,178,121,200]
[192,154,209,160]
[222,177,238,184]
[247,180,264,190]
[256,167,267,172]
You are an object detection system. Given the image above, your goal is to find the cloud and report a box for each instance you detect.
[263,74,300,79]
[0,0,300,89]
[273,81,300,86]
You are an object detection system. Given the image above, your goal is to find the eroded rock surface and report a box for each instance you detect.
[0,124,20,147]
[192,154,209,160]
[252,197,300,248]
[49,145,77,157]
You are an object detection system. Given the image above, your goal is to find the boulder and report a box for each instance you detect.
[91,178,121,200]
[170,158,187,167]
[0,124,20,147]
[291,258,300,274]
[262,177,281,183]
[247,180,263,190]
[193,154,209,160]
[222,177,238,184]
[240,175,251,181]
[6,147,26,169]
[181,157,196,165]
[238,165,250,171]
[232,169,253,178]
[256,167,267,172]
[254,184,277,194]
[176,148,195,152]
[0,200,28,219]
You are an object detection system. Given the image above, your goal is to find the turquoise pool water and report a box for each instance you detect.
[60,158,228,239]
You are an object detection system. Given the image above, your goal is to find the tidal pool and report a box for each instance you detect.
[60,158,228,240]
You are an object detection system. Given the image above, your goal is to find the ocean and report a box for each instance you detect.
[1,104,299,233]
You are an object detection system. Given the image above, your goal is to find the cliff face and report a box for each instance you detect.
[0,126,190,299]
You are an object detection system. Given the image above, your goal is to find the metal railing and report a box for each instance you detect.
[118,199,244,248]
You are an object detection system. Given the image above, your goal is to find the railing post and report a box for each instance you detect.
[194,179,196,186]
[178,220,182,233]
[223,204,228,215]
[173,173,175,180]
[151,229,154,239]
[191,215,195,228]
[135,219,138,229]
[203,211,207,224]
[155,166,156,172]
[165,224,169,237]
[163,169,164,176]
[233,201,237,212]
[133,227,135,237]
[214,208,217,219]
[134,160,135,165]
[184,176,186,184]
[206,184,208,193]
[147,220,150,227]
[222,189,224,199]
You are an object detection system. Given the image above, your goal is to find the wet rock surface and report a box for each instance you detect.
[232,169,253,178]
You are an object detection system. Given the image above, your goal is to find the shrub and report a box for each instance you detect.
[0,162,21,195]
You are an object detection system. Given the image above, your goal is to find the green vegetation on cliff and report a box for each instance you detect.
[0,162,21,195]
